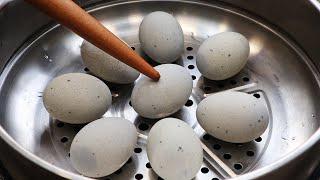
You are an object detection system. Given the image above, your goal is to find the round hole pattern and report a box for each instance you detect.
[186,47,193,51]
[84,67,89,72]
[253,93,261,98]
[131,47,136,50]
[192,75,196,80]
[203,134,210,140]
[230,80,237,85]
[213,144,221,150]
[234,163,243,170]
[243,77,250,82]
[223,153,232,159]
[255,137,262,142]
[134,147,142,153]
[201,167,209,174]
[185,99,193,107]
[138,123,149,131]
[135,174,143,179]
[57,122,64,128]
[129,101,132,106]
[60,137,68,143]
[146,162,152,169]
[188,65,195,69]
[212,178,219,180]
[246,150,255,157]
[187,56,194,60]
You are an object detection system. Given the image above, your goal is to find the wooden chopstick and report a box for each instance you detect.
[25,0,160,81]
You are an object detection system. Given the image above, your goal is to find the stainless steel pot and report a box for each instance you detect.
[0,0,320,179]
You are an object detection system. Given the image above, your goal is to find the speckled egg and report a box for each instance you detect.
[196,32,250,80]
[139,11,184,63]
[81,40,140,84]
[131,64,192,119]
[43,73,112,124]
[147,118,203,180]
[196,91,269,143]
[70,117,137,178]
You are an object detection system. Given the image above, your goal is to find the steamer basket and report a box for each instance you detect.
[0,0,320,179]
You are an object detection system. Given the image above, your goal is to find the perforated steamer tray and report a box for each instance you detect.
[0,1,320,180]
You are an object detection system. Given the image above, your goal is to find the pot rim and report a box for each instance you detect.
[0,0,319,179]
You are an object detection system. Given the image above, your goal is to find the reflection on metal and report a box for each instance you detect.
[0,0,320,179]
[249,37,263,57]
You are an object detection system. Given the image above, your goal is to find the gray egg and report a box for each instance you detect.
[196,91,269,143]
[196,32,250,80]
[43,73,112,124]
[131,64,192,119]
[70,117,137,178]
[139,11,184,63]
[81,40,140,84]
[147,118,203,180]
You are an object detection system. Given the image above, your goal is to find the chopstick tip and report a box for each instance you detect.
[152,71,161,81]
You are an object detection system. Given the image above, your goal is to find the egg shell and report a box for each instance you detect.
[131,64,192,119]
[81,40,140,84]
[147,118,203,180]
[43,73,112,124]
[196,91,269,143]
[196,32,250,80]
[139,11,184,63]
[70,117,137,178]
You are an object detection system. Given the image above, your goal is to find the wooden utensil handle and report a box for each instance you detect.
[25,0,160,81]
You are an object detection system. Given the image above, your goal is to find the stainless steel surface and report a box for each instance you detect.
[0,0,320,179]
